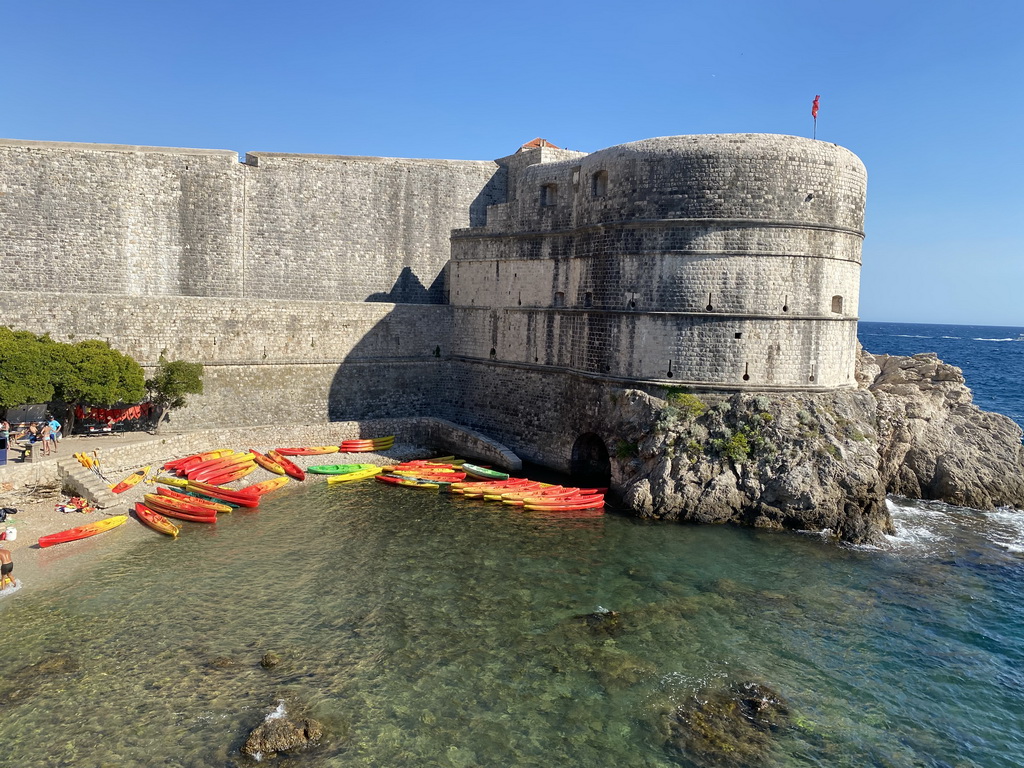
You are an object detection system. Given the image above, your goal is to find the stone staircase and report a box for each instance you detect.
[56,457,120,509]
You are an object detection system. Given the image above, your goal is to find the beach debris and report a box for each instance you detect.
[241,700,324,759]
[663,680,791,766]
[56,496,95,514]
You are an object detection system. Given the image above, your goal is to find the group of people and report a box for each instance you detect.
[1,415,63,457]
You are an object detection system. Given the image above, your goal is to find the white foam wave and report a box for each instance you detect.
[266,700,287,721]
[973,337,1017,342]
[940,336,961,339]
[0,579,22,597]
[894,334,932,338]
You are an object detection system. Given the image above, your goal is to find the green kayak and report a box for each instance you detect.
[307,463,378,475]
[461,463,510,481]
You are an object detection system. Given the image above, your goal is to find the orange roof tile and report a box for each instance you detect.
[520,137,560,150]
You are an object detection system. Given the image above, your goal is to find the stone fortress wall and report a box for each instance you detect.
[0,134,866,474]
[450,134,866,391]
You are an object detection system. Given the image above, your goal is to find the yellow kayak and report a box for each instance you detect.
[327,467,382,484]
[154,475,190,488]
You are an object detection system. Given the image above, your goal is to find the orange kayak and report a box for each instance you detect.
[144,493,219,518]
[133,503,180,537]
[141,500,217,524]
[251,449,286,475]
[268,450,305,481]
[240,476,290,495]
[38,515,129,547]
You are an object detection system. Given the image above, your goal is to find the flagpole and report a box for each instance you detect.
[813,117,817,140]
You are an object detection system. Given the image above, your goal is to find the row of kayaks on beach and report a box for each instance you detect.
[41,436,605,547]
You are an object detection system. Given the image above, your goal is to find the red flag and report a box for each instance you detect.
[811,95,820,119]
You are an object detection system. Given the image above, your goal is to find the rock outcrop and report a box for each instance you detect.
[614,349,1024,544]
[241,702,324,759]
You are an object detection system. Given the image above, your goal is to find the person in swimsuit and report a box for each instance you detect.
[39,422,52,456]
[0,548,13,590]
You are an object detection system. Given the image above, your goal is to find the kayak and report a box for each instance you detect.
[38,514,129,548]
[133,503,179,537]
[200,462,256,486]
[340,436,395,453]
[187,453,255,481]
[275,446,340,456]
[186,481,261,507]
[524,498,606,511]
[169,449,234,474]
[239,476,290,495]
[156,487,233,513]
[141,500,217,524]
[144,493,222,517]
[307,463,377,475]
[461,463,509,481]
[154,475,190,488]
[251,449,286,475]
[326,466,382,484]
[110,466,151,494]
[268,450,305,481]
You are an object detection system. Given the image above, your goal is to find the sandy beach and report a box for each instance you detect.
[0,432,435,596]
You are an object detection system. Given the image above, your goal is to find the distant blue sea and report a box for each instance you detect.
[859,320,1024,429]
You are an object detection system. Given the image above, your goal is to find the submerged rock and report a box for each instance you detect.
[241,702,324,759]
[664,680,790,766]
[609,347,1024,544]
[575,608,623,637]
[260,652,282,669]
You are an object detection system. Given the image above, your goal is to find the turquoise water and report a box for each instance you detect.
[2,481,1022,767]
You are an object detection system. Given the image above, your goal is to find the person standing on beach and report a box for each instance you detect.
[47,415,61,452]
[0,548,13,591]
[39,422,52,456]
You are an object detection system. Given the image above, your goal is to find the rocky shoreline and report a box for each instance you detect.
[614,348,1024,544]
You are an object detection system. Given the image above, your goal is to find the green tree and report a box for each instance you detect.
[51,340,146,433]
[0,327,56,412]
[145,356,204,433]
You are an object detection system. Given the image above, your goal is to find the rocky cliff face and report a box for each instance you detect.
[614,349,1024,544]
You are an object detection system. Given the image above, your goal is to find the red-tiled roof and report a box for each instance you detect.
[520,137,560,150]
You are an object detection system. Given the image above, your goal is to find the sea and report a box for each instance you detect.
[0,320,1022,768]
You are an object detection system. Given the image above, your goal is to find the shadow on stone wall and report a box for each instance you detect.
[329,274,452,423]
[366,266,448,305]
[468,166,507,227]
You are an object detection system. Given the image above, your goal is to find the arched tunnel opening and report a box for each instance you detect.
[570,432,612,489]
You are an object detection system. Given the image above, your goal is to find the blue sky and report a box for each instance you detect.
[3,0,1022,326]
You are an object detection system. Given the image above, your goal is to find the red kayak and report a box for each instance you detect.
[268,450,306,481]
[200,463,256,486]
[38,515,129,548]
[186,481,261,507]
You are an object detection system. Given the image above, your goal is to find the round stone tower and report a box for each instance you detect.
[450,133,867,390]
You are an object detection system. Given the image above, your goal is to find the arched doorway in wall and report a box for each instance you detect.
[570,433,611,488]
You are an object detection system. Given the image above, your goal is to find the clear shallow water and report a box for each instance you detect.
[3,321,1024,767]
[2,481,1023,767]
